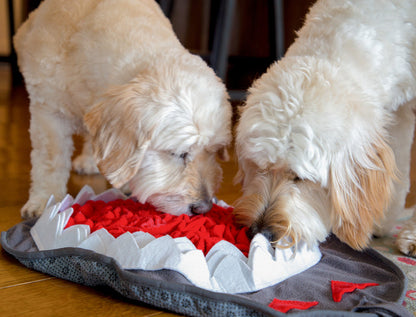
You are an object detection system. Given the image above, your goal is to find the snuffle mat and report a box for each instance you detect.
[1,186,412,316]
[29,186,321,294]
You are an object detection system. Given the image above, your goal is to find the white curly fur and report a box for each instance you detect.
[235,0,416,254]
[14,0,232,218]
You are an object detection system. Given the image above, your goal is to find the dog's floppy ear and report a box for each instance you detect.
[329,135,396,249]
[84,84,150,188]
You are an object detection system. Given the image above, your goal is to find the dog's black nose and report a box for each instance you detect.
[190,199,213,215]
[248,223,276,241]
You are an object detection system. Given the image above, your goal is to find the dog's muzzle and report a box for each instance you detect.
[190,199,213,215]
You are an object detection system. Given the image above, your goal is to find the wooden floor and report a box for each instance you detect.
[0,62,415,316]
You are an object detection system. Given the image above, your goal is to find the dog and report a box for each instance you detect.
[234,0,416,255]
[14,0,232,219]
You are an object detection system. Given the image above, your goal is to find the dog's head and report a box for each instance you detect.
[84,54,232,215]
[235,56,396,249]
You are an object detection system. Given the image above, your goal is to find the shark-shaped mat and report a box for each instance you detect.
[1,186,410,316]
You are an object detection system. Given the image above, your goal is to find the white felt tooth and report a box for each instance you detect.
[176,249,212,290]
[48,201,63,221]
[310,244,322,263]
[78,228,115,254]
[206,240,247,273]
[30,203,74,250]
[271,250,293,279]
[56,224,90,249]
[137,235,181,269]
[249,236,322,290]
[249,247,284,287]
[73,185,96,205]
[106,232,141,269]
[272,245,294,264]
[94,188,127,203]
[46,202,59,221]
[56,207,74,233]
[58,194,75,212]
[206,251,225,273]
[211,255,254,293]
[44,194,56,211]
[30,203,58,250]
[132,231,155,248]
[283,242,322,276]
[209,277,223,293]
[207,240,246,261]
[173,237,197,253]
[247,233,300,288]
[248,233,274,256]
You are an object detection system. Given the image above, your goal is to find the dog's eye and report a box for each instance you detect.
[171,152,189,164]
[179,152,189,164]
[179,152,188,161]
[293,176,301,182]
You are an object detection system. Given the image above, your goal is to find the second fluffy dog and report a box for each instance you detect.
[15,0,232,218]
[234,0,416,254]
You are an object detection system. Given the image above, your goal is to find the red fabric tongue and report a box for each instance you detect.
[331,281,379,302]
[268,298,319,313]
[65,199,250,256]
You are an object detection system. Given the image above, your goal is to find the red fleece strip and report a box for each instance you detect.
[65,199,250,256]
[268,298,319,313]
[331,280,379,302]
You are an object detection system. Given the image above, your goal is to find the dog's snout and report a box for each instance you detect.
[190,199,213,215]
[248,223,277,241]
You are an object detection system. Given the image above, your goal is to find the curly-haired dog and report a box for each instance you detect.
[234,0,416,255]
[15,0,232,218]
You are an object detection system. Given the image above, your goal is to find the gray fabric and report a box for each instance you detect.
[1,219,411,317]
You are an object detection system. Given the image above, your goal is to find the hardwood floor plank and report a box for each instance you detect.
[0,206,24,231]
[0,249,53,288]
[0,278,176,316]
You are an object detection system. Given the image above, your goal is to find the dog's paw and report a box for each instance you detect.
[396,224,416,257]
[72,154,100,175]
[21,197,48,219]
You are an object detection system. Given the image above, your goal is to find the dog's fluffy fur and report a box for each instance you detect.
[234,0,416,254]
[15,0,232,218]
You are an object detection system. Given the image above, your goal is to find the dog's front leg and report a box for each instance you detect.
[389,102,416,256]
[21,109,74,218]
[376,103,415,237]
[72,133,100,175]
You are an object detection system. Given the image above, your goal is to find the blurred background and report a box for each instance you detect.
[0,0,316,98]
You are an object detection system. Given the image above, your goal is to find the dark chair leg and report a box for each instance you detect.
[229,0,285,101]
[158,0,174,18]
[209,0,236,81]
[268,0,285,61]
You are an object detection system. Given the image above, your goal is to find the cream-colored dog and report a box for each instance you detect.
[15,0,232,218]
[234,0,416,255]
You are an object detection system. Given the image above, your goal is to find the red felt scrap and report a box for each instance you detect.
[268,298,319,313]
[331,280,379,302]
[65,199,250,256]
